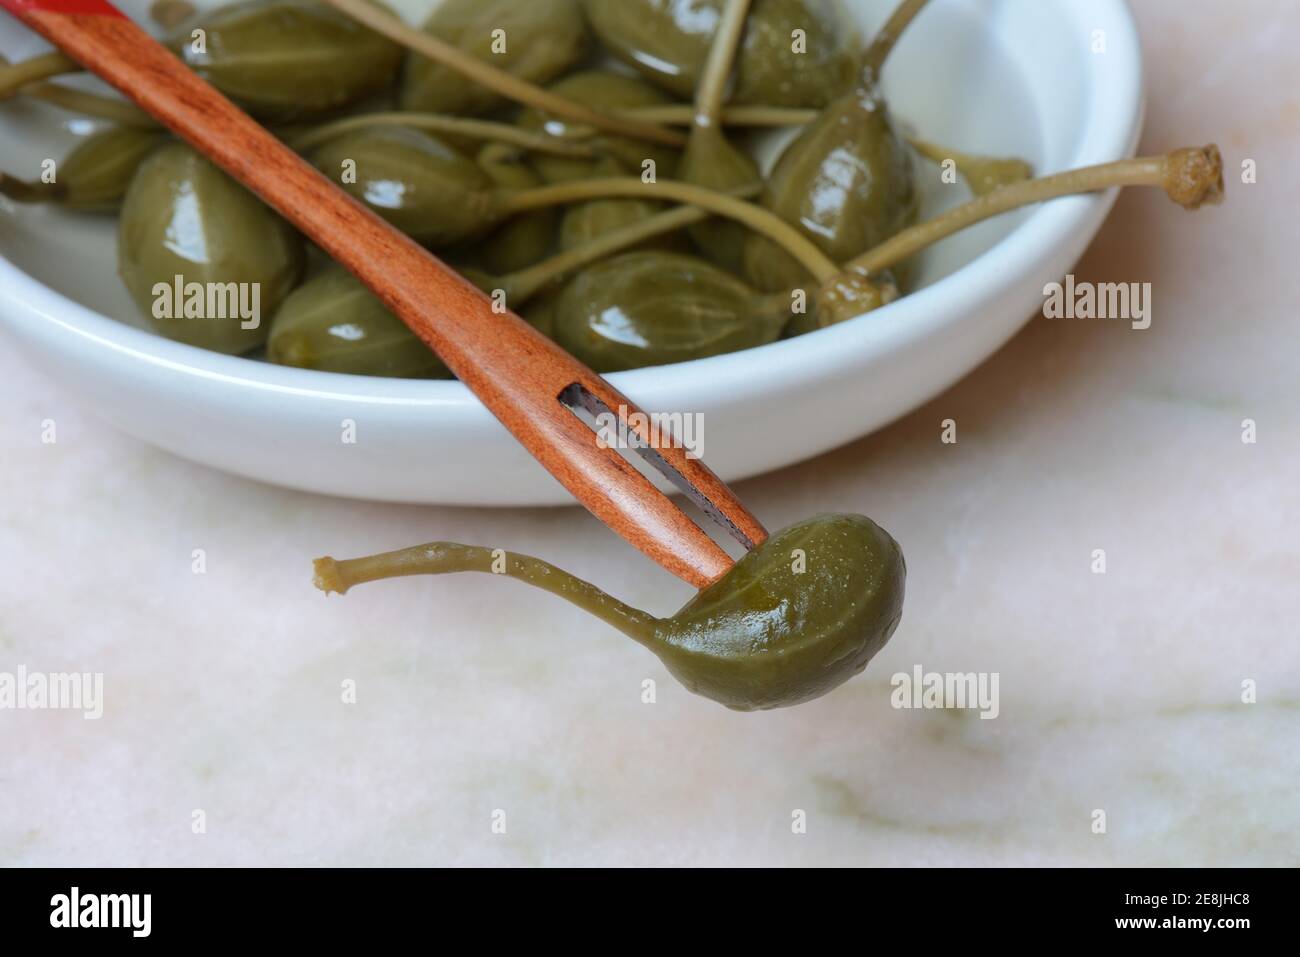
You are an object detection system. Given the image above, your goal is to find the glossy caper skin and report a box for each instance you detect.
[653,512,905,710]
[267,265,451,378]
[118,142,303,354]
[554,251,785,372]
[744,87,919,292]
[401,0,589,116]
[53,127,166,212]
[171,0,403,122]
[678,126,762,271]
[516,71,681,184]
[583,0,856,107]
[309,127,498,247]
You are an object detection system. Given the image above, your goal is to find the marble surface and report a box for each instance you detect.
[2,0,1297,866]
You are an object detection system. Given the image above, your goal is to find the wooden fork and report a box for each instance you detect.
[0,0,769,588]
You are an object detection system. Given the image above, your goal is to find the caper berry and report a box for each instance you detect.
[582,0,857,107]
[267,265,451,378]
[400,0,589,116]
[554,251,787,372]
[117,142,304,354]
[315,512,906,711]
[171,0,403,122]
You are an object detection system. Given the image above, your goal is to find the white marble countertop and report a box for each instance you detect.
[2,0,1297,866]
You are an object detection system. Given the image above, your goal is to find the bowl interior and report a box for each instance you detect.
[1,0,1043,352]
[0,0,1141,504]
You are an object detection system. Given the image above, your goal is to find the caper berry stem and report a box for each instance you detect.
[906,137,1033,196]
[609,112,1037,198]
[499,178,841,283]
[19,82,158,127]
[287,112,595,158]
[620,105,817,128]
[0,53,139,124]
[501,184,762,302]
[0,52,80,100]
[0,171,61,204]
[314,543,659,643]
[695,0,753,129]
[860,0,933,82]
[846,146,1225,276]
[320,0,687,148]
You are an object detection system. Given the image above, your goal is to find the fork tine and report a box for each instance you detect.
[561,379,768,553]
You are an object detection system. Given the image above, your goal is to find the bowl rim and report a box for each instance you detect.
[0,0,1144,418]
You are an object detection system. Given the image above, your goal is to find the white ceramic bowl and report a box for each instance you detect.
[0,0,1143,504]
